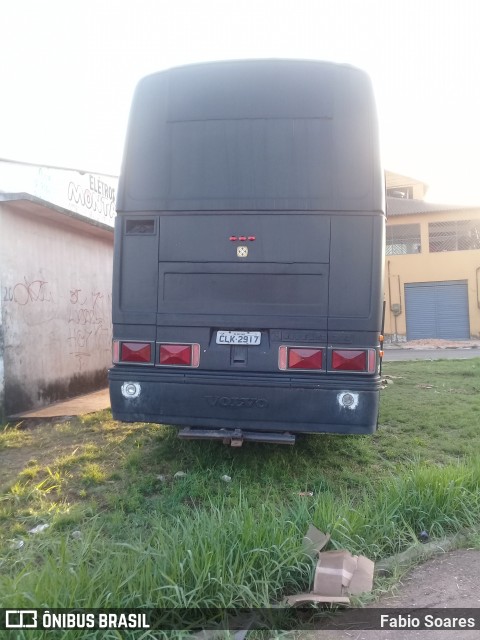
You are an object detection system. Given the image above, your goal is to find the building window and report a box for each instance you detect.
[386,223,421,255]
[429,220,480,252]
[386,186,414,199]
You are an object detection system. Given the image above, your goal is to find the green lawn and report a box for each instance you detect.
[1,359,480,637]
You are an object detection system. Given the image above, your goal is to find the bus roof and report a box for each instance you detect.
[117,59,384,213]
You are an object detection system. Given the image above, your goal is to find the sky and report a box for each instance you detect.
[2,0,480,205]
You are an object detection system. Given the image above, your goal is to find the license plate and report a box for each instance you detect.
[216,331,261,345]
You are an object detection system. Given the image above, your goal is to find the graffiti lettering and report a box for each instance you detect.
[67,327,93,351]
[6,277,54,305]
[6,276,112,374]
[93,324,110,351]
[66,290,112,370]
[69,288,87,305]
[68,291,104,325]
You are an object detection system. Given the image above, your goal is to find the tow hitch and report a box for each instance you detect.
[178,427,296,446]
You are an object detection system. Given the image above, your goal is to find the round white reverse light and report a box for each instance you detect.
[121,382,141,398]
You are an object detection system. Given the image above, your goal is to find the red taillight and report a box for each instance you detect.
[331,349,376,373]
[159,343,200,367]
[279,346,323,371]
[119,341,152,363]
[289,348,323,369]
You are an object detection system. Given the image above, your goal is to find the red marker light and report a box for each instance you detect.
[229,236,237,241]
[248,236,256,241]
[239,236,247,241]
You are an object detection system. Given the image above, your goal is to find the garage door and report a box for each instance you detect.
[405,280,470,340]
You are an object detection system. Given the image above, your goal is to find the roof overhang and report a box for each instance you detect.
[387,196,480,217]
[0,192,114,240]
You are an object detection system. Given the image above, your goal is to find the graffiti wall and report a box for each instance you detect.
[1,200,114,415]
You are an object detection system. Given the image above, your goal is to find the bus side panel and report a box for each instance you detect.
[112,215,159,326]
[328,214,385,331]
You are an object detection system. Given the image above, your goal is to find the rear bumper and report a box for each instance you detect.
[109,367,380,435]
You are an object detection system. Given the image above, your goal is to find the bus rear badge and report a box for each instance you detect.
[237,246,248,258]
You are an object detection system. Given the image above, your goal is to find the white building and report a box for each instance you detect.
[0,160,116,420]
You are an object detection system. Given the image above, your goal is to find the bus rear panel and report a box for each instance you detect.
[109,60,385,438]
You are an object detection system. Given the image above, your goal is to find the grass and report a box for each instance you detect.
[1,359,480,637]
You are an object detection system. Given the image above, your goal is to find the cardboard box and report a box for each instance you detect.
[285,525,374,605]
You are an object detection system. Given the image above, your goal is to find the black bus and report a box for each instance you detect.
[109,59,385,445]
